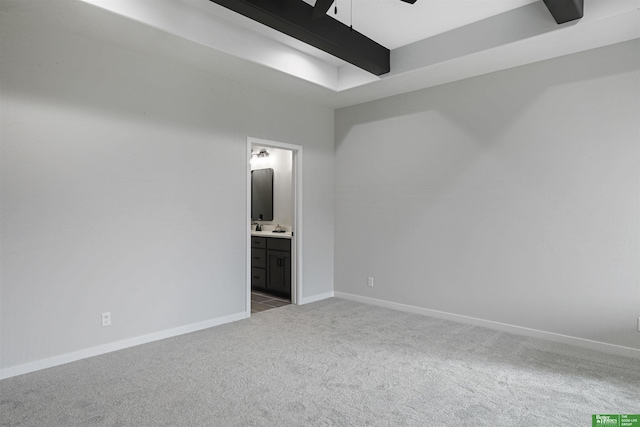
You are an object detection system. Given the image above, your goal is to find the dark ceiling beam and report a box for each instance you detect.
[543,0,584,24]
[312,0,333,20]
[209,0,390,76]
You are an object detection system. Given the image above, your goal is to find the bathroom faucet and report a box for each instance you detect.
[252,222,262,231]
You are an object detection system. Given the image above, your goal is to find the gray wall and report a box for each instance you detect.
[335,40,640,351]
[0,12,334,371]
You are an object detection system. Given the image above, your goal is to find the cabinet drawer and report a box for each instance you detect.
[267,238,291,252]
[251,267,266,288]
[251,248,266,268]
[251,237,266,249]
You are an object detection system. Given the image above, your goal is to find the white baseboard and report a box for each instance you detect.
[0,311,249,380]
[299,291,334,305]
[334,292,640,360]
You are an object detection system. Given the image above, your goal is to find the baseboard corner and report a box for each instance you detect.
[299,291,334,305]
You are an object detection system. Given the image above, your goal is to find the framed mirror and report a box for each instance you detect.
[251,168,274,221]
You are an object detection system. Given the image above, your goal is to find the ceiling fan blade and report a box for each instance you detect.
[400,0,417,3]
[312,0,334,19]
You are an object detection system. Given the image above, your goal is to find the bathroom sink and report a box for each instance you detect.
[250,229,292,239]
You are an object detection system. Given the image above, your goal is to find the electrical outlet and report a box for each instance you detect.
[367,277,374,287]
[102,312,111,327]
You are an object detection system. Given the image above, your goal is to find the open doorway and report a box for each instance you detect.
[246,137,302,315]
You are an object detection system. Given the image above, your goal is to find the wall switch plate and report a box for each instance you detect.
[367,277,374,287]
[102,312,111,327]
[637,317,640,332]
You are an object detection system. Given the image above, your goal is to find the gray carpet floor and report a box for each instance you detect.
[1,298,639,426]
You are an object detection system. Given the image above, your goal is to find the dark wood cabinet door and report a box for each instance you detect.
[266,251,291,297]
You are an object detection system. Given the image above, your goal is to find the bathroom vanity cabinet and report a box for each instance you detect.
[251,236,291,298]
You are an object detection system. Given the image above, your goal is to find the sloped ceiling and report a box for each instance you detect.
[4,0,639,108]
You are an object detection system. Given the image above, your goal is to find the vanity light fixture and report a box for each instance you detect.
[251,148,270,158]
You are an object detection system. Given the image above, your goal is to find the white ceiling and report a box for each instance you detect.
[302,0,539,50]
[4,0,640,108]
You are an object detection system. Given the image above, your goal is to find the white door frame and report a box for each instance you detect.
[246,137,303,314]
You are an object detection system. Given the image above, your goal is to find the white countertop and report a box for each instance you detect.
[250,230,293,239]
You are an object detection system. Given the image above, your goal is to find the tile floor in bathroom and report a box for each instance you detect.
[251,290,291,313]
